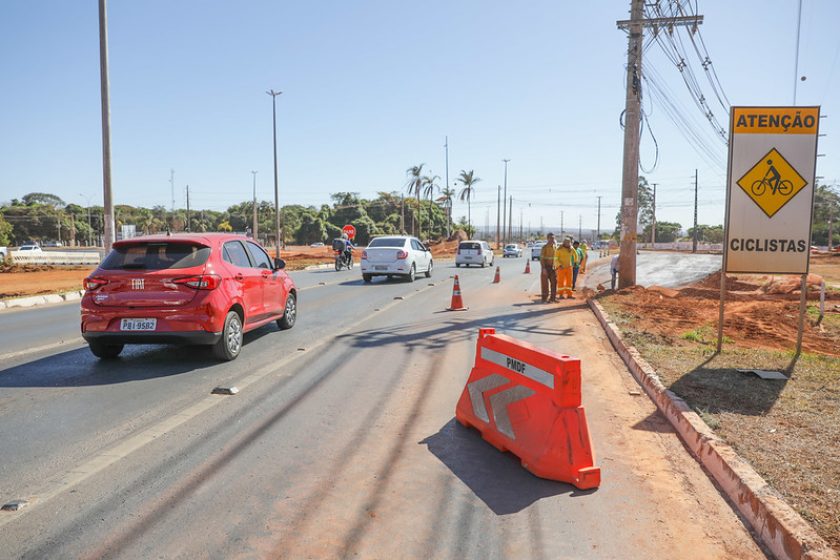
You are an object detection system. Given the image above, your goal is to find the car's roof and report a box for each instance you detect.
[112,232,250,247]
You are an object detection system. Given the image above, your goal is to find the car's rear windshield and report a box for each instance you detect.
[459,242,481,250]
[368,238,406,248]
[101,242,211,270]
[505,244,516,249]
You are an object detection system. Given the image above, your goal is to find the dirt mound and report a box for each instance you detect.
[761,273,824,294]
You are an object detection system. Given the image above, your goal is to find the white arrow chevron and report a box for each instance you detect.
[467,374,508,422]
[488,385,535,439]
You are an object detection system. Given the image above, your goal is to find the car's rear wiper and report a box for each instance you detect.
[117,264,147,269]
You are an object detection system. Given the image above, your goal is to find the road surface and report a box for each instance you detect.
[0,257,766,559]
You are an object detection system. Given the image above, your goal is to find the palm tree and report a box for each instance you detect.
[458,170,480,239]
[438,186,456,238]
[405,164,425,236]
[422,174,440,240]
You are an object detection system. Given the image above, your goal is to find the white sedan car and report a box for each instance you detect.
[361,236,433,283]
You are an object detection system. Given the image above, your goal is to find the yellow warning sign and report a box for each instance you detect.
[735,148,808,218]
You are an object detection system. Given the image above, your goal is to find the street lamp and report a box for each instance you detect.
[267,89,282,259]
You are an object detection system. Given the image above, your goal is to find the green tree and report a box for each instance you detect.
[405,164,425,236]
[457,170,480,239]
[438,186,456,238]
[0,214,12,245]
[642,221,681,243]
[422,174,440,240]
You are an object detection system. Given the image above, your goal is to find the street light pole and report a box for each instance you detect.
[267,90,282,258]
[502,159,510,243]
[251,170,258,241]
[98,0,115,253]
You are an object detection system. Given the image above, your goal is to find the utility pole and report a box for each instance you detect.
[596,195,602,242]
[651,183,657,245]
[496,185,501,248]
[693,169,699,253]
[578,214,582,241]
[185,184,191,232]
[170,169,175,213]
[251,170,258,241]
[267,89,282,258]
[793,0,803,104]
[617,2,703,286]
[98,0,115,253]
[444,136,450,238]
[502,159,510,243]
[561,210,564,238]
[519,208,523,240]
[508,195,513,243]
[400,194,405,234]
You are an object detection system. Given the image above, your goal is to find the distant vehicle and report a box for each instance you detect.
[81,233,297,361]
[360,235,432,283]
[503,243,523,258]
[531,241,547,260]
[17,244,43,252]
[43,241,63,247]
[310,242,325,247]
[455,240,494,268]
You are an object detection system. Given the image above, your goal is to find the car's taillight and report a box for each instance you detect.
[173,274,221,290]
[83,277,108,291]
[396,250,409,260]
[361,250,368,259]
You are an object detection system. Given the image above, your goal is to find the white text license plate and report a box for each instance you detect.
[120,318,157,331]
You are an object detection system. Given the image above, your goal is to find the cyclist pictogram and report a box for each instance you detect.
[736,147,807,218]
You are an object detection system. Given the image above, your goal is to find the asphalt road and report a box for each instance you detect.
[0,257,765,559]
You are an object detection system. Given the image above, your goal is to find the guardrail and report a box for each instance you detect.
[10,251,101,266]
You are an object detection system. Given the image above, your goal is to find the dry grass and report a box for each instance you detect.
[601,298,840,552]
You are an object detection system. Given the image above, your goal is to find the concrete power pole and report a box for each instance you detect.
[508,195,513,243]
[185,184,191,232]
[496,185,501,248]
[617,2,702,286]
[98,0,115,253]
[251,170,258,241]
[502,159,510,243]
[693,169,699,253]
[596,195,602,242]
[651,183,657,245]
[267,89,282,258]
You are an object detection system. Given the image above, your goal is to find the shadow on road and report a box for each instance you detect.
[0,324,279,387]
[420,419,586,515]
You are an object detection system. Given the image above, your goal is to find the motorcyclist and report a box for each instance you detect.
[341,233,354,266]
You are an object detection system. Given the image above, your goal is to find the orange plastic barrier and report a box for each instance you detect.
[446,275,468,311]
[455,328,600,489]
[492,266,501,284]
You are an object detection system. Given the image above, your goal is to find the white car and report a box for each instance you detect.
[455,240,494,268]
[530,241,546,260]
[361,236,433,283]
[503,243,523,258]
[18,244,43,252]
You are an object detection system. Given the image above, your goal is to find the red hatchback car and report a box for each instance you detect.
[81,233,297,361]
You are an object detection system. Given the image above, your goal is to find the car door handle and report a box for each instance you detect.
[234,273,244,281]
[261,271,271,279]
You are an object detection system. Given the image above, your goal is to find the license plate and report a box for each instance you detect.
[374,265,388,271]
[120,318,157,331]
[464,256,473,259]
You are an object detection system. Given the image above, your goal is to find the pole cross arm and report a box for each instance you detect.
[616,15,703,30]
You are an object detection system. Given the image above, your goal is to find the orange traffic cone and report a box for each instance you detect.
[446,275,468,311]
[492,266,501,284]
[524,260,531,274]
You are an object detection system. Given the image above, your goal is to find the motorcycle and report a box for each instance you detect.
[334,249,353,271]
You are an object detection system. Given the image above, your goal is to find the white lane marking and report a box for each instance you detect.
[0,281,442,527]
[0,338,86,362]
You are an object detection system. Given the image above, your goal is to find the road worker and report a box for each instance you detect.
[571,240,583,290]
[555,237,575,299]
[539,233,558,303]
[579,241,589,274]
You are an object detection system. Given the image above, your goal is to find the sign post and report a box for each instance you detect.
[718,106,820,356]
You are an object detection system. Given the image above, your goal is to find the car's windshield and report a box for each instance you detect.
[101,242,211,270]
[368,238,406,248]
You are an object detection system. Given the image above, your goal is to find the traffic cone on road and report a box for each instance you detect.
[493,266,501,284]
[446,275,468,311]
[524,260,531,274]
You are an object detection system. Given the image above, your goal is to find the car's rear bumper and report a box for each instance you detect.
[82,330,222,345]
[360,262,410,275]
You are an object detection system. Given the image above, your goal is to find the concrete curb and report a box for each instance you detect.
[588,298,838,560]
[0,290,85,311]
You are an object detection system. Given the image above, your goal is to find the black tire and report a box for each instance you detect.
[335,258,341,271]
[480,261,486,268]
[213,310,243,361]
[88,340,123,359]
[455,263,461,268]
[406,264,416,282]
[363,274,372,283]
[277,291,297,330]
[425,260,433,278]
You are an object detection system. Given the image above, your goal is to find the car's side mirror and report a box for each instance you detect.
[274,258,286,270]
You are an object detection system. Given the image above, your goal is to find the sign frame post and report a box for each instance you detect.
[717,106,820,358]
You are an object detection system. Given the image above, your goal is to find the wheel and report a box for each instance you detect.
[480,261,486,268]
[277,292,297,330]
[335,258,341,271]
[88,340,123,359]
[778,180,794,196]
[455,263,461,268]
[363,274,372,283]
[406,263,416,282]
[213,310,243,361]
[425,260,433,278]
[751,180,766,196]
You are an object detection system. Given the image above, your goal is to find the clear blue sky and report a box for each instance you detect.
[1,0,839,233]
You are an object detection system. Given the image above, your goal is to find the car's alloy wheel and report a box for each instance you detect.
[213,311,243,361]
[407,264,416,282]
[425,260,433,278]
[278,292,297,330]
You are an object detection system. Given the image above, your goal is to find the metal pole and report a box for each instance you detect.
[693,169,699,253]
[98,0,115,253]
[251,170,258,240]
[502,159,510,243]
[617,0,644,288]
[793,0,803,104]
[185,184,190,232]
[496,185,501,248]
[444,136,450,238]
[596,195,602,243]
[651,183,657,245]
[267,90,282,258]
[508,195,513,244]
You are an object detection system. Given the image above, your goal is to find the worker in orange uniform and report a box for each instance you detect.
[539,232,558,303]
[555,237,575,299]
